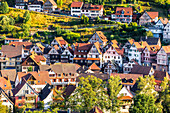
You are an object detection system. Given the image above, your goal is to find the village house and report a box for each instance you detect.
[0,77,13,97]
[15,0,28,9]
[27,0,44,12]
[4,38,23,45]
[48,45,60,64]
[71,2,103,18]
[163,22,170,42]
[51,37,68,50]
[0,45,23,72]
[123,39,135,59]
[72,42,102,67]
[103,60,119,74]
[123,59,139,74]
[39,83,53,109]
[0,87,14,112]
[157,46,170,73]
[0,69,17,88]
[21,52,46,72]
[128,42,143,65]
[60,47,74,63]
[103,43,124,68]
[43,0,57,13]
[15,71,51,92]
[111,7,133,23]
[12,79,39,108]
[9,42,33,59]
[30,42,46,55]
[140,36,161,48]
[39,63,79,89]
[139,11,159,25]
[117,86,134,113]
[88,31,108,47]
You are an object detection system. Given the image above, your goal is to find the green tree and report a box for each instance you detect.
[68,75,108,112]
[0,102,8,112]
[129,94,161,113]
[95,16,100,23]
[136,75,157,96]
[28,66,33,72]
[1,2,9,14]
[81,14,89,24]
[21,23,30,37]
[160,77,170,113]
[146,30,153,37]
[56,0,63,7]
[23,11,31,23]
[37,101,44,110]
[121,0,126,4]
[107,76,122,112]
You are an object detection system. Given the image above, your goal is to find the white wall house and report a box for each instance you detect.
[163,23,170,42]
[103,44,123,68]
[28,4,42,12]
[128,42,142,65]
[4,38,23,44]
[123,59,138,74]
[71,2,83,16]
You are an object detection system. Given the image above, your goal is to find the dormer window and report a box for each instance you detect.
[117,11,119,13]
[127,11,129,13]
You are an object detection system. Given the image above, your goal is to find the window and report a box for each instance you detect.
[4,85,6,87]
[19,97,22,100]
[18,103,22,106]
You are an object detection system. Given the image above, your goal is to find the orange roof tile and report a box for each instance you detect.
[162,46,170,54]
[96,31,108,42]
[118,96,132,100]
[147,12,159,19]
[0,77,12,90]
[128,39,135,45]
[71,2,83,7]
[134,42,142,49]
[90,5,103,11]
[89,62,100,70]
[115,7,133,15]
[159,18,169,24]
[111,40,118,44]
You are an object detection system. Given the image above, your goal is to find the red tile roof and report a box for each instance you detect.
[95,31,108,42]
[115,7,133,15]
[9,42,32,50]
[89,62,100,70]
[118,96,132,100]
[71,2,83,7]
[162,46,170,54]
[90,5,103,11]
[147,12,158,19]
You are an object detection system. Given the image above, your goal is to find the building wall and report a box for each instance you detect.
[139,12,152,25]
[163,23,170,41]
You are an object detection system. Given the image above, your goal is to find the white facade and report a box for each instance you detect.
[71,7,82,16]
[123,60,137,74]
[0,92,13,112]
[30,44,44,55]
[128,43,141,65]
[103,45,123,68]
[4,38,23,44]
[43,90,53,110]
[163,23,170,41]
[28,4,42,12]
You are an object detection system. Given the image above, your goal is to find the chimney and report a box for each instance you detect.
[145,36,148,40]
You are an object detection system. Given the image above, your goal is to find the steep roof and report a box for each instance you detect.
[130,65,151,75]
[153,70,169,81]
[62,85,76,98]
[74,43,93,55]
[0,77,12,90]
[141,37,160,46]
[90,5,103,11]
[54,37,68,47]
[35,42,45,52]
[30,53,46,65]
[162,46,170,54]
[39,83,52,101]
[111,40,118,44]
[12,79,38,96]
[40,63,78,74]
[88,62,100,70]
[9,42,32,50]
[17,71,51,85]
[0,69,17,82]
[115,7,133,15]
[128,39,135,45]
[95,31,108,42]
[147,12,159,19]
[1,45,22,58]
[71,2,83,7]
[0,87,14,105]
[111,73,143,85]
[47,0,57,6]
